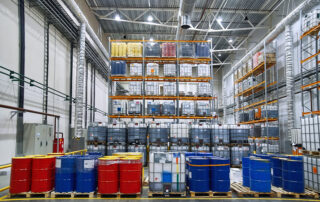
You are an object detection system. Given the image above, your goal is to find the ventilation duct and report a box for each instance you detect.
[180,0,196,29]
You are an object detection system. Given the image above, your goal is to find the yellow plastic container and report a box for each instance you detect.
[111,42,127,57]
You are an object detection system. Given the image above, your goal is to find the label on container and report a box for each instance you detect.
[313,166,318,174]
[189,171,192,179]
[55,159,61,168]
[84,160,94,169]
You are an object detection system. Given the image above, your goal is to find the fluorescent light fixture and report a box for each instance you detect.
[150,38,154,41]
[217,18,222,22]
[218,53,221,57]
[228,39,233,43]
[207,38,212,42]
[115,14,121,21]
[147,15,153,22]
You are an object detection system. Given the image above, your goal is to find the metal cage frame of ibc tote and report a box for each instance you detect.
[231,36,280,154]
[107,38,217,123]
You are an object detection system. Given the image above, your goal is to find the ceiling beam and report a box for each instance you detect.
[90,7,271,14]
[103,32,248,38]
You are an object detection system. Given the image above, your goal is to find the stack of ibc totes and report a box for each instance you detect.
[190,123,211,146]
[128,100,142,114]
[87,122,107,155]
[112,100,126,115]
[146,82,159,95]
[195,43,210,58]
[302,116,320,152]
[127,42,142,57]
[161,43,176,57]
[107,122,126,155]
[111,42,127,57]
[162,101,175,115]
[163,82,176,96]
[257,52,276,64]
[149,152,186,193]
[149,122,170,146]
[180,64,192,77]
[303,9,320,32]
[212,146,230,159]
[147,101,161,115]
[130,63,142,76]
[164,64,176,77]
[145,42,161,57]
[197,83,212,97]
[197,64,210,77]
[127,122,148,165]
[147,63,159,76]
[170,123,189,149]
[181,101,195,116]
[129,82,142,95]
[304,155,320,192]
[196,101,211,116]
[261,105,278,119]
[191,145,210,152]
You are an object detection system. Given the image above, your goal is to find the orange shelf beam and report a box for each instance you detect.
[239,118,278,124]
[301,23,320,39]
[301,51,320,64]
[235,81,265,97]
[110,76,211,82]
[302,111,320,116]
[110,95,216,100]
[110,76,143,81]
[235,61,276,84]
[248,137,279,140]
[108,115,217,119]
[301,80,320,90]
[110,57,210,63]
[110,39,210,43]
[235,99,278,112]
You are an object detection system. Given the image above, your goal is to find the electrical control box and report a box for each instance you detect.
[23,123,54,155]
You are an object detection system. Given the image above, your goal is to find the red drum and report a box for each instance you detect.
[119,157,142,194]
[98,156,119,194]
[10,157,32,194]
[31,156,55,192]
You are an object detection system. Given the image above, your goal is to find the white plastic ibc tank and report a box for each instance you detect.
[181,101,195,115]
[149,145,168,152]
[170,123,189,144]
[170,145,189,152]
[146,63,159,76]
[129,63,142,76]
[128,145,147,165]
[107,144,126,155]
[127,42,142,57]
[197,64,210,77]
[190,123,211,145]
[128,100,142,114]
[196,101,211,116]
[191,145,210,152]
[129,82,142,95]
[164,64,176,76]
[107,122,127,144]
[145,82,159,95]
[111,42,127,57]
[197,83,212,96]
[112,100,126,115]
[163,82,176,96]
[180,64,192,77]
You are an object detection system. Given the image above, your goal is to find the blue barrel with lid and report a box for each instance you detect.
[271,157,283,187]
[185,152,196,185]
[250,158,271,192]
[189,157,210,192]
[282,159,304,193]
[210,157,230,192]
[197,152,213,157]
[75,156,98,192]
[242,157,250,187]
[55,155,77,192]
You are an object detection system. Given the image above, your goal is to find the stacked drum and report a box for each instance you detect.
[98,156,119,194]
[31,156,55,192]
[10,157,33,194]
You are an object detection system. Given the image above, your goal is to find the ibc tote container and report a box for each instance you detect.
[112,100,126,115]
[147,101,161,115]
[127,122,147,144]
[180,64,192,77]
[145,82,159,95]
[170,123,189,144]
[111,42,127,57]
[87,145,106,156]
[197,83,212,97]
[231,146,249,165]
[87,122,107,142]
[195,43,210,58]
[179,43,194,58]
[170,145,189,152]
[181,101,195,116]
[150,145,168,153]
[129,82,142,95]
[190,123,211,145]
[163,82,176,96]
[146,63,159,76]
[261,125,279,137]
[128,100,142,114]
[128,145,147,166]
[149,152,186,193]
[127,42,142,57]
[229,125,250,143]
[191,145,210,152]
[197,64,210,77]
[212,146,230,159]
[130,63,142,76]
[107,122,127,144]
[196,101,211,116]
[149,122,170,144]
[145,42,161,57]
[162,101,175,115]
[161,42,176,57]
[164,64,176,77]
[111,61,126,76]
[211,125,230,144]
[107,144,126,155]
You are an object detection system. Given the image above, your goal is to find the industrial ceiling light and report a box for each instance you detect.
[150,38,154,41]
[228,39,233,43]
[218,53,221,57]
[147,15,153,22]
[244,16,249,21]
[217,18,222,23]
[115,14,121,21]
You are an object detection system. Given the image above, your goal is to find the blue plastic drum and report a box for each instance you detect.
[242,157,250,187]
[55,156,76,192]
[75,156,98,192]
[250,158,271,192]
[189,157,210,192]
[210,157,230,192]
[282,159,304,193]
[271,157,283,187]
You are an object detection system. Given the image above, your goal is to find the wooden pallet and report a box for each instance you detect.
[272,186,319,199]
[73,192,94,198]
[9,191,51,198]
[119,192,141,198]
[50,192,75,198]
[189,191,231,198]
[148,191,186,197]
[231,165,242,168]
[231,182,275,198]
[302,150,320,156]
[97,193,119,198]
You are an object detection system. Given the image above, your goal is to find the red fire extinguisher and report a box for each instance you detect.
[53,132,64,153]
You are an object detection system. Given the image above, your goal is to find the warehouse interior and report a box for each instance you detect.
[1,0,320,201]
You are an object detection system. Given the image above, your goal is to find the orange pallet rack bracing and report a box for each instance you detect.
[108,39,216,121]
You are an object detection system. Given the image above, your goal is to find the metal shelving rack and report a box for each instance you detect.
[108,39,217,123]
[233,41,280,154]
